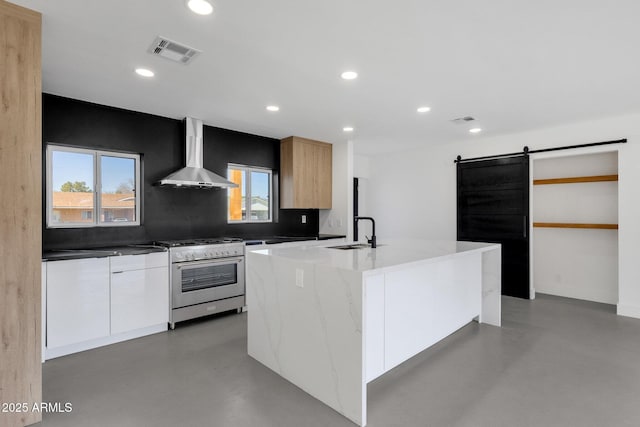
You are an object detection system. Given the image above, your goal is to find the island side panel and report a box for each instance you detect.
[246,251,367,426]
[364,273,385,383]
[382,253,482,372]
[480,246,502,327]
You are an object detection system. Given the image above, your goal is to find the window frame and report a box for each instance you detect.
[227,163,273,224]
[46,144,141,228]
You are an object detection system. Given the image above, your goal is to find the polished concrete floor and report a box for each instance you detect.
[39,294,640,427]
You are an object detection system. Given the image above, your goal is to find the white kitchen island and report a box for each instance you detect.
[246,239,501,426]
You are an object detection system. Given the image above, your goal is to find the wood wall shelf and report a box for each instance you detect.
[533,174,618,185]
[533,222,618,230]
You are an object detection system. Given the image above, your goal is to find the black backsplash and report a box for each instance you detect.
[42,94,319,250]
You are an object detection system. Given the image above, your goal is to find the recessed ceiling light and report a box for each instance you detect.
[135,68,154,77]
[417,106,431,113]
[266,105,280,112]
[186,0,213,15]
[343,127,354,132]
[340,71,358,80]
[469,128,482,134]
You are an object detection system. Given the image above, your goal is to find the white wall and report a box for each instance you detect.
[354,154,371,179]
[319,140,353,238]
[361,112,640,318]
[354,154,373,242]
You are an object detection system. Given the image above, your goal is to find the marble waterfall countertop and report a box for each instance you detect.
[246,237,502,426]
[247,238,500,273]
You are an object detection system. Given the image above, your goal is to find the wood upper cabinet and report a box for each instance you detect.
[280,136,332,209]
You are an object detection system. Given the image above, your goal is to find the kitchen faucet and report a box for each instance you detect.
[354,216,377,248]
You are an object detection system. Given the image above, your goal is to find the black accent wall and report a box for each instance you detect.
[42,94,319,250]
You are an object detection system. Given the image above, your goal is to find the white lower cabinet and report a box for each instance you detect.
[46,257,111,349]
[110,253,169,335]
[45,252,169,359]
[42,262,47,363]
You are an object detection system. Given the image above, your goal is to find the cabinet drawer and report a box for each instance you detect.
[110,252,168,272]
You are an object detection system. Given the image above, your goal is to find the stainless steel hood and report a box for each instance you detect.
[156,117,238,189]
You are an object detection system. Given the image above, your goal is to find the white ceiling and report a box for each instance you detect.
[11,0,640,155]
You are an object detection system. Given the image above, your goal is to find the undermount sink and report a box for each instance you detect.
[327,244,372,250]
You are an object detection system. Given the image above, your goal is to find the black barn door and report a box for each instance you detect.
[457,156,530,299]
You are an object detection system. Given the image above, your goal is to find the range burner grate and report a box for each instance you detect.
[155,237,243,247]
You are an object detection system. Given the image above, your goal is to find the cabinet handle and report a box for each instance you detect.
[112,271,124,274]
[523,216,527,239]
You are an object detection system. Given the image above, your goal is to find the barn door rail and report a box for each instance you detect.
[454,138,627,163]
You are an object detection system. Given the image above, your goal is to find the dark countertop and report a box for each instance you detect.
[263,236,316,245]
[42,245,167,261]
[317,234,347,240]
[256,234,346,245]
[42,235,347,260]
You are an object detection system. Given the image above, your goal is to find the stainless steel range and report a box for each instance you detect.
[155,238,245,329]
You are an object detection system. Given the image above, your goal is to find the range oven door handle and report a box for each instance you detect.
[174,257,244,270]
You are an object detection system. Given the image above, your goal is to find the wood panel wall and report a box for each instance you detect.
[0,2,42,426]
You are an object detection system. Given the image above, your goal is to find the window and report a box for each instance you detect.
[46,145,141,228]
[227,164,272,223]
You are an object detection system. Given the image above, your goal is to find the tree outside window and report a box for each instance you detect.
[46,145,140,228]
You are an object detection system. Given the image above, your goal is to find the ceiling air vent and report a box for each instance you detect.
[451,116,476,124]
[148,36,201,64]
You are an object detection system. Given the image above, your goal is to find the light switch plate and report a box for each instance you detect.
[301,215,307,224]
[295,269,304,287]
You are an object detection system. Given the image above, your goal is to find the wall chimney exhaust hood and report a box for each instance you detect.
[156,117,238,189]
